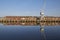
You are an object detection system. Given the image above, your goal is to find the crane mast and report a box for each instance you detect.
[40,0,46,20]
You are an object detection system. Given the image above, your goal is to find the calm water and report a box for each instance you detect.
[0,24,60,40]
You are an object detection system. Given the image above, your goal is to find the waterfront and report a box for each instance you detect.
[0,16,60,40]
[0,22,60,40]
[0,0,60,40]
[0,16,60,22]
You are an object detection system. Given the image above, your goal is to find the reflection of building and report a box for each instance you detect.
[40,22,60,26]
[1,22,60,26]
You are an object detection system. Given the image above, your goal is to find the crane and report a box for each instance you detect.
[40,0,46,20]
[40,0,46,40]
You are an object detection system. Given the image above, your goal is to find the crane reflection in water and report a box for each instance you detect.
[40,25,46,40]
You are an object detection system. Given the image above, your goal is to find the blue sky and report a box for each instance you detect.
[0,0,60,17]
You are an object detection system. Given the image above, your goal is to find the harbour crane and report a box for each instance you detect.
[40,0,46,20]
[40,0,46,40]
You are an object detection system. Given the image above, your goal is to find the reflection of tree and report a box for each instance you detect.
[40,25,46,40]
[40,22,60,26]
[0,21,60,26]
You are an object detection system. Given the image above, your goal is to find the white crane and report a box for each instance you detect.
[40,0,46,20]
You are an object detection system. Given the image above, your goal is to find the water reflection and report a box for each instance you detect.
[0,22,59,26]
[40,25,46,40]
[0,22,60,40]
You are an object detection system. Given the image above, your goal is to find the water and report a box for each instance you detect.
[0,24,60,40]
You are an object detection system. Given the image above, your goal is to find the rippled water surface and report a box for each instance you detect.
[0,24,60,40]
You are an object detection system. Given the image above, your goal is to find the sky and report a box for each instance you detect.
[0,0,60,17]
